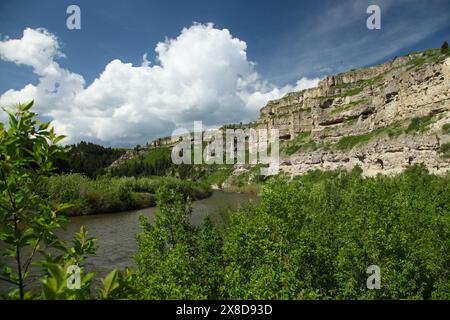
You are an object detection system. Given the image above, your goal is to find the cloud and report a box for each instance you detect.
[0,24,319,146]
[0,28,85,117]
[0,28,64,75]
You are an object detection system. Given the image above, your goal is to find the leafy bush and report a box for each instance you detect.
[406,115,435,133]
[44,174,211,215]
[440,143,450,159]
[0,102,130,299]
[132,165,450,300]
[133,189,222,299]
[442,123,450,134]
[221,165,450,299]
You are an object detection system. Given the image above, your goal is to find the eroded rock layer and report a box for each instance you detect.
[252,49,450,176]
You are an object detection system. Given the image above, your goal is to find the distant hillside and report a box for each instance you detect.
[56,141,127,177]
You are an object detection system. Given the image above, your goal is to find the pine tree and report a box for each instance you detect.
[441,41,449,53]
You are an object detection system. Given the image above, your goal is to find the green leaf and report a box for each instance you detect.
[20,100,34,112]
[99,269,120,299]
[53,135,66,145]
[38,122,50,131]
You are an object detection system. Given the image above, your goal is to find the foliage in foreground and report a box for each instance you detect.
[0,102,129,299]
[133,165,450,299]
[133,188,222,299]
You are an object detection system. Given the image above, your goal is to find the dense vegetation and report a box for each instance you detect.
[42,174,211,215]
[51,143,213,216]
[132,165,450,299]
[0,102,127,299]
[56,141,126,178]
[109,147,173,177]
[108,145,235,183]
[47,131,214,216]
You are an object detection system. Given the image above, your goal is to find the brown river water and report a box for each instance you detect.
[58,191,258,278]
[0,191,259,293]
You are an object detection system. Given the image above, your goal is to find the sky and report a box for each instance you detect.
[0,0,449,146]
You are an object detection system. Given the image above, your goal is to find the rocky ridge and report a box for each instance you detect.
[245,48,450,176]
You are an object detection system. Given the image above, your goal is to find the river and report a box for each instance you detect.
[0,191,258,293]
[58,191,259,278]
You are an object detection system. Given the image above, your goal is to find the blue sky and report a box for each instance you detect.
[0,0,449,146]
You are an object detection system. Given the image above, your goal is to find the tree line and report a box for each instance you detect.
[55,141,126,178]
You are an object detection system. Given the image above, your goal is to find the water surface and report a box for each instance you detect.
[59,191,259,278]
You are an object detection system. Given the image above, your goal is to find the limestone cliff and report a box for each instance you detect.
[251,48,450,176]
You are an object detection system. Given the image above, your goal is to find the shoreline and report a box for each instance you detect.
[65,184,262,217]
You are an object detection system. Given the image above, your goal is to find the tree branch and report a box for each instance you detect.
[0,275,19,286]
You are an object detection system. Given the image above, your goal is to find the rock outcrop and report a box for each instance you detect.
[249,49,450,176]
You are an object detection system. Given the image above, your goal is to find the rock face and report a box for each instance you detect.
[251,49,450,176]
[283,134,449,177]
[110,148,148,167]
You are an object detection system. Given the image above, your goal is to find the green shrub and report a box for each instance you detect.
[441,41,448,53]
[133,190,222,299]
[406,115,435,133]
[45,174,211,215]
[0,101,130,299]
[440,143,450,159]
[131,164,450,299]
[219,165,450,299]
[335,121,404,150]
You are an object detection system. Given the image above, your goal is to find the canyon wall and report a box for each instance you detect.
[252,49,450,176]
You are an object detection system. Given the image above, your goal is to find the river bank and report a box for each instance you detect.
[42,174,212,216]
[42,170,265,217]
[60,191,260,278]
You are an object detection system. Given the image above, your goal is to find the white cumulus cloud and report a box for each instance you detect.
[0,24,319,146]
